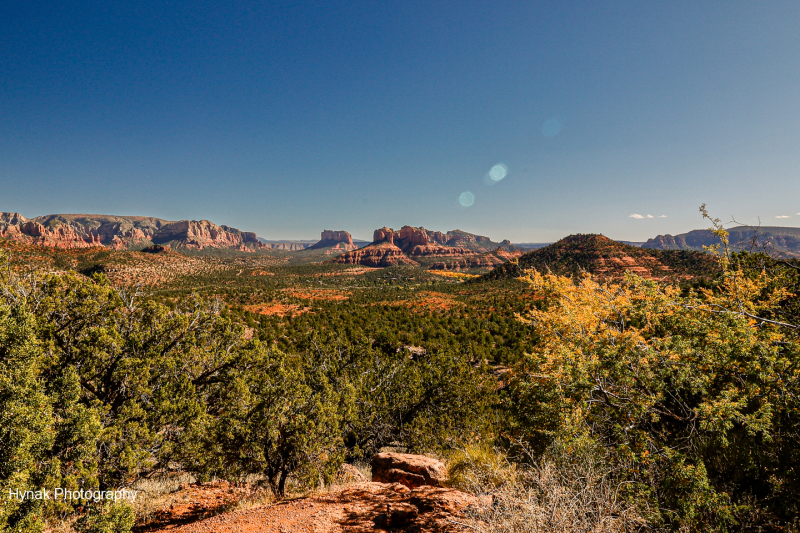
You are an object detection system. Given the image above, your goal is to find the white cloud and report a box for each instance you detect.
[659,215,668,218]
[629,213,644,219]
[776,215,791,219]
[646,214,654,218]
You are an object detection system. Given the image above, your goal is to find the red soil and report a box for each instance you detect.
[144,482,475,533]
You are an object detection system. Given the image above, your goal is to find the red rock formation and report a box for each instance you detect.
[0,212,27,225]
[427,248,523,270]
[398,226,448,247]
[327,242,419,267]
[0,218,101,249]
[371,453,448,488]
[372,226,502,253]
[405,245,474,257]
[308,230,356,250]
[328,225,518,269]
[0,212,267,252]
[373,226,450,250]
[152,220,266,250]
[373,227,397,245]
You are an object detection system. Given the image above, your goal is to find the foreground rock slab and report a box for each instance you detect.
[371,453,448,488]
[145,482,476,533]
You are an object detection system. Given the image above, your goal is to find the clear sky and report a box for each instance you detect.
[1,1,799,242]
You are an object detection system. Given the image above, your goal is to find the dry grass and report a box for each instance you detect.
[447,445,645,533]
[128,472,197,524]
[348,460,372,483]
[128,473,273,530]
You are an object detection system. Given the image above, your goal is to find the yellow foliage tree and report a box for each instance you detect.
[509,218,800,530]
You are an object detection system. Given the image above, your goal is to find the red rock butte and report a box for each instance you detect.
[328,225,520,269]
[308,230,356,250]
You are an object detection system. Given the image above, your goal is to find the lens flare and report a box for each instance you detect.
[489,164,507,181]
[542,118,562,137]
[459,191,475,207]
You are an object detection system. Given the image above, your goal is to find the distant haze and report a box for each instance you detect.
[1,1,799,242]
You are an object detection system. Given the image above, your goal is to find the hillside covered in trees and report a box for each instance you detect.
[482,233,720,282]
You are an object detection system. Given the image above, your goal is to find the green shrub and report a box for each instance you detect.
[0,300,52,531]
[510,264,800,530]
[198,344,352,498]
[341,342,497,460]
[73,502,135,533]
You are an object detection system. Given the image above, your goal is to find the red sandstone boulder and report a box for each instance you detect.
[371,453,447,488]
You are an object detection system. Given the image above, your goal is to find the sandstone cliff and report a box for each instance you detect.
[0,212,27,225]
[0,212,267,252]
[152,220,265,251]
[328,225,517,270]
[0,213,168,249]
[428,247,523,270]
[372,226,513,253]
[327,242,419,267]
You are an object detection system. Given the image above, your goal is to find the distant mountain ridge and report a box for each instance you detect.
[484,234,719,281]
[0,212,265,251]
[643,226,800,258]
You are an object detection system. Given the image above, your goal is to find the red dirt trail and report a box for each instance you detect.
[144,482,476,533]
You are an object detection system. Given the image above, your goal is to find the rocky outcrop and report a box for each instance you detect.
[308,230,356,250]
[328,225,517,270]
[148,480,478,533]
[405,245,474,258]
[0,213,166,249]
[0,212,27,225]
[428,247,523,270]
[371,453,448,488]
[152,220,265,251]
[0,212,267,252]
[0,214,102,249]
[373,226,471,251]
[328,242,419,267]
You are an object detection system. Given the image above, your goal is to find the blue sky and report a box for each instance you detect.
[1,1,799,242]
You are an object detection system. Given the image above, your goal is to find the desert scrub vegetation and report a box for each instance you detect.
[446,443,644,533]
[505,220,800,530]
[0,251,495,531]
[3,212,800,532]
